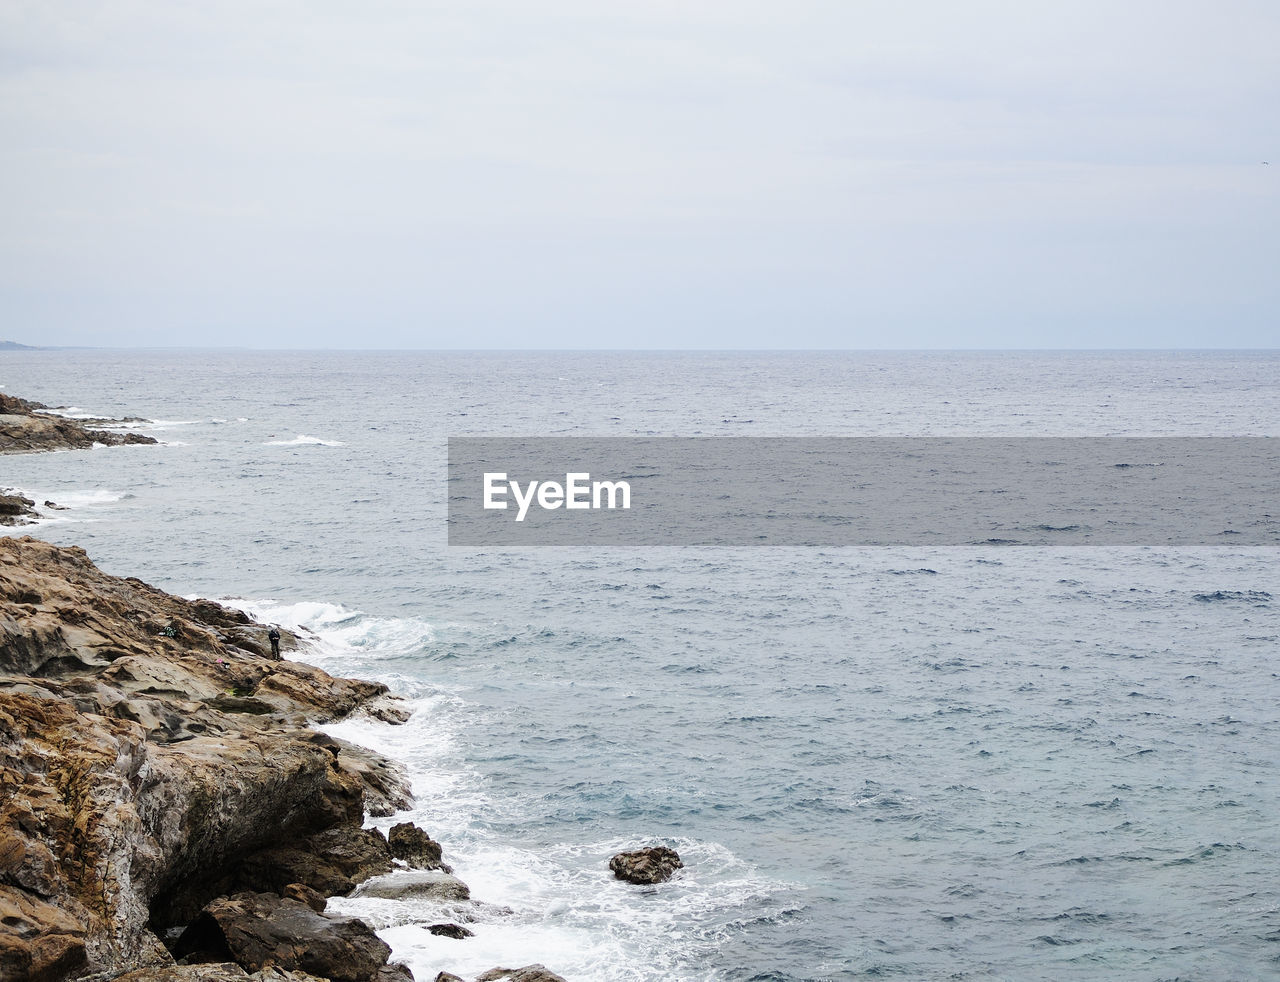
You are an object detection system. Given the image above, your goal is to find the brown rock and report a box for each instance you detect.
[0,888,89,982]
[112,965,251,982]
[172,892,396,982]
[608,846,684,884]
[0,492,37,526]
[283,883,328,913]
[115,966,331,981]
[324,737,412,817]
[0,391,157,455]
[0,537,416,978]
[233,826,394,898]
[388,823,449,871]
[474,967,567,982]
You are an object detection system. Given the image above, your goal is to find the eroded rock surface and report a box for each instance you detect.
[430,970,568,982]
[173,892,394,982]
[115,965,332,982]
[0,536,414,981]
[0,491,38,526]
[0,392,158,454]
[388,823,450,872]
[474,967,568,982]
[608,845,684,884]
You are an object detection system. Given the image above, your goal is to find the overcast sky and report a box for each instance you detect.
[2,1,1276,348]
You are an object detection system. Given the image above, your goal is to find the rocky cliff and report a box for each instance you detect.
[0,537,415,982]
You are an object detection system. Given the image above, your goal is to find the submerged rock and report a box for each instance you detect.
[609,845,684,884]
[426,923,474,940]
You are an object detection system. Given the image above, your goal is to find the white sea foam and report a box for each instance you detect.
[138,418,200,429]
[0,487,126,531]
[263,434,346,447]
[33,407,174,429]
[46,488,125,509]
[240,596,786,982]
[324,829,784,982]
[227,598,437,659]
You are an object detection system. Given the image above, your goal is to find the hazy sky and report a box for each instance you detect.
[2,1,1276,348]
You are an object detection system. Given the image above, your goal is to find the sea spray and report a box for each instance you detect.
[261,597,788,982]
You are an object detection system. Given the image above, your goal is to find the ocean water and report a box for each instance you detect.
[2,349,1279,982]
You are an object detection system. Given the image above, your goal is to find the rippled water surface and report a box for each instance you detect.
[3,350,1279,981]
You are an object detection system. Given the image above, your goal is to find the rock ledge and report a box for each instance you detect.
[0,536,415,982]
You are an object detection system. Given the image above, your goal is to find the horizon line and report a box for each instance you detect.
[4,344,1280,354]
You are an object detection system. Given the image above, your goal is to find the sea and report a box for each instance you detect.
[2,349,1279,982]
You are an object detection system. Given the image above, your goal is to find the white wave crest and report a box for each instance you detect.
[263,434,346,447]
[221,595,786,982]
[326,827,788,982]
[222,598,437,662]
[46,488,124,509]
[0,487,125,530]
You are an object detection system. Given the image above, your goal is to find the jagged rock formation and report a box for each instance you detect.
[113,967,334,982]
[0,392,157,454]
[608,846,684,884]
[388,823,450,872]
[172,892,412,982]
[0,536,419,982]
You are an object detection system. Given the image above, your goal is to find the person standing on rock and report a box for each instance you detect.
[268,626,281,659]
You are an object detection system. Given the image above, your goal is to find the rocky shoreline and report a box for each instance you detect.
[0,384,576,982]
[0,536,577,982]
[0,391,684,982]
[0,393,158,456]
[1,535,409,979]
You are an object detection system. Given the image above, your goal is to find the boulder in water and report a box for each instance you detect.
[608,845,683,884]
